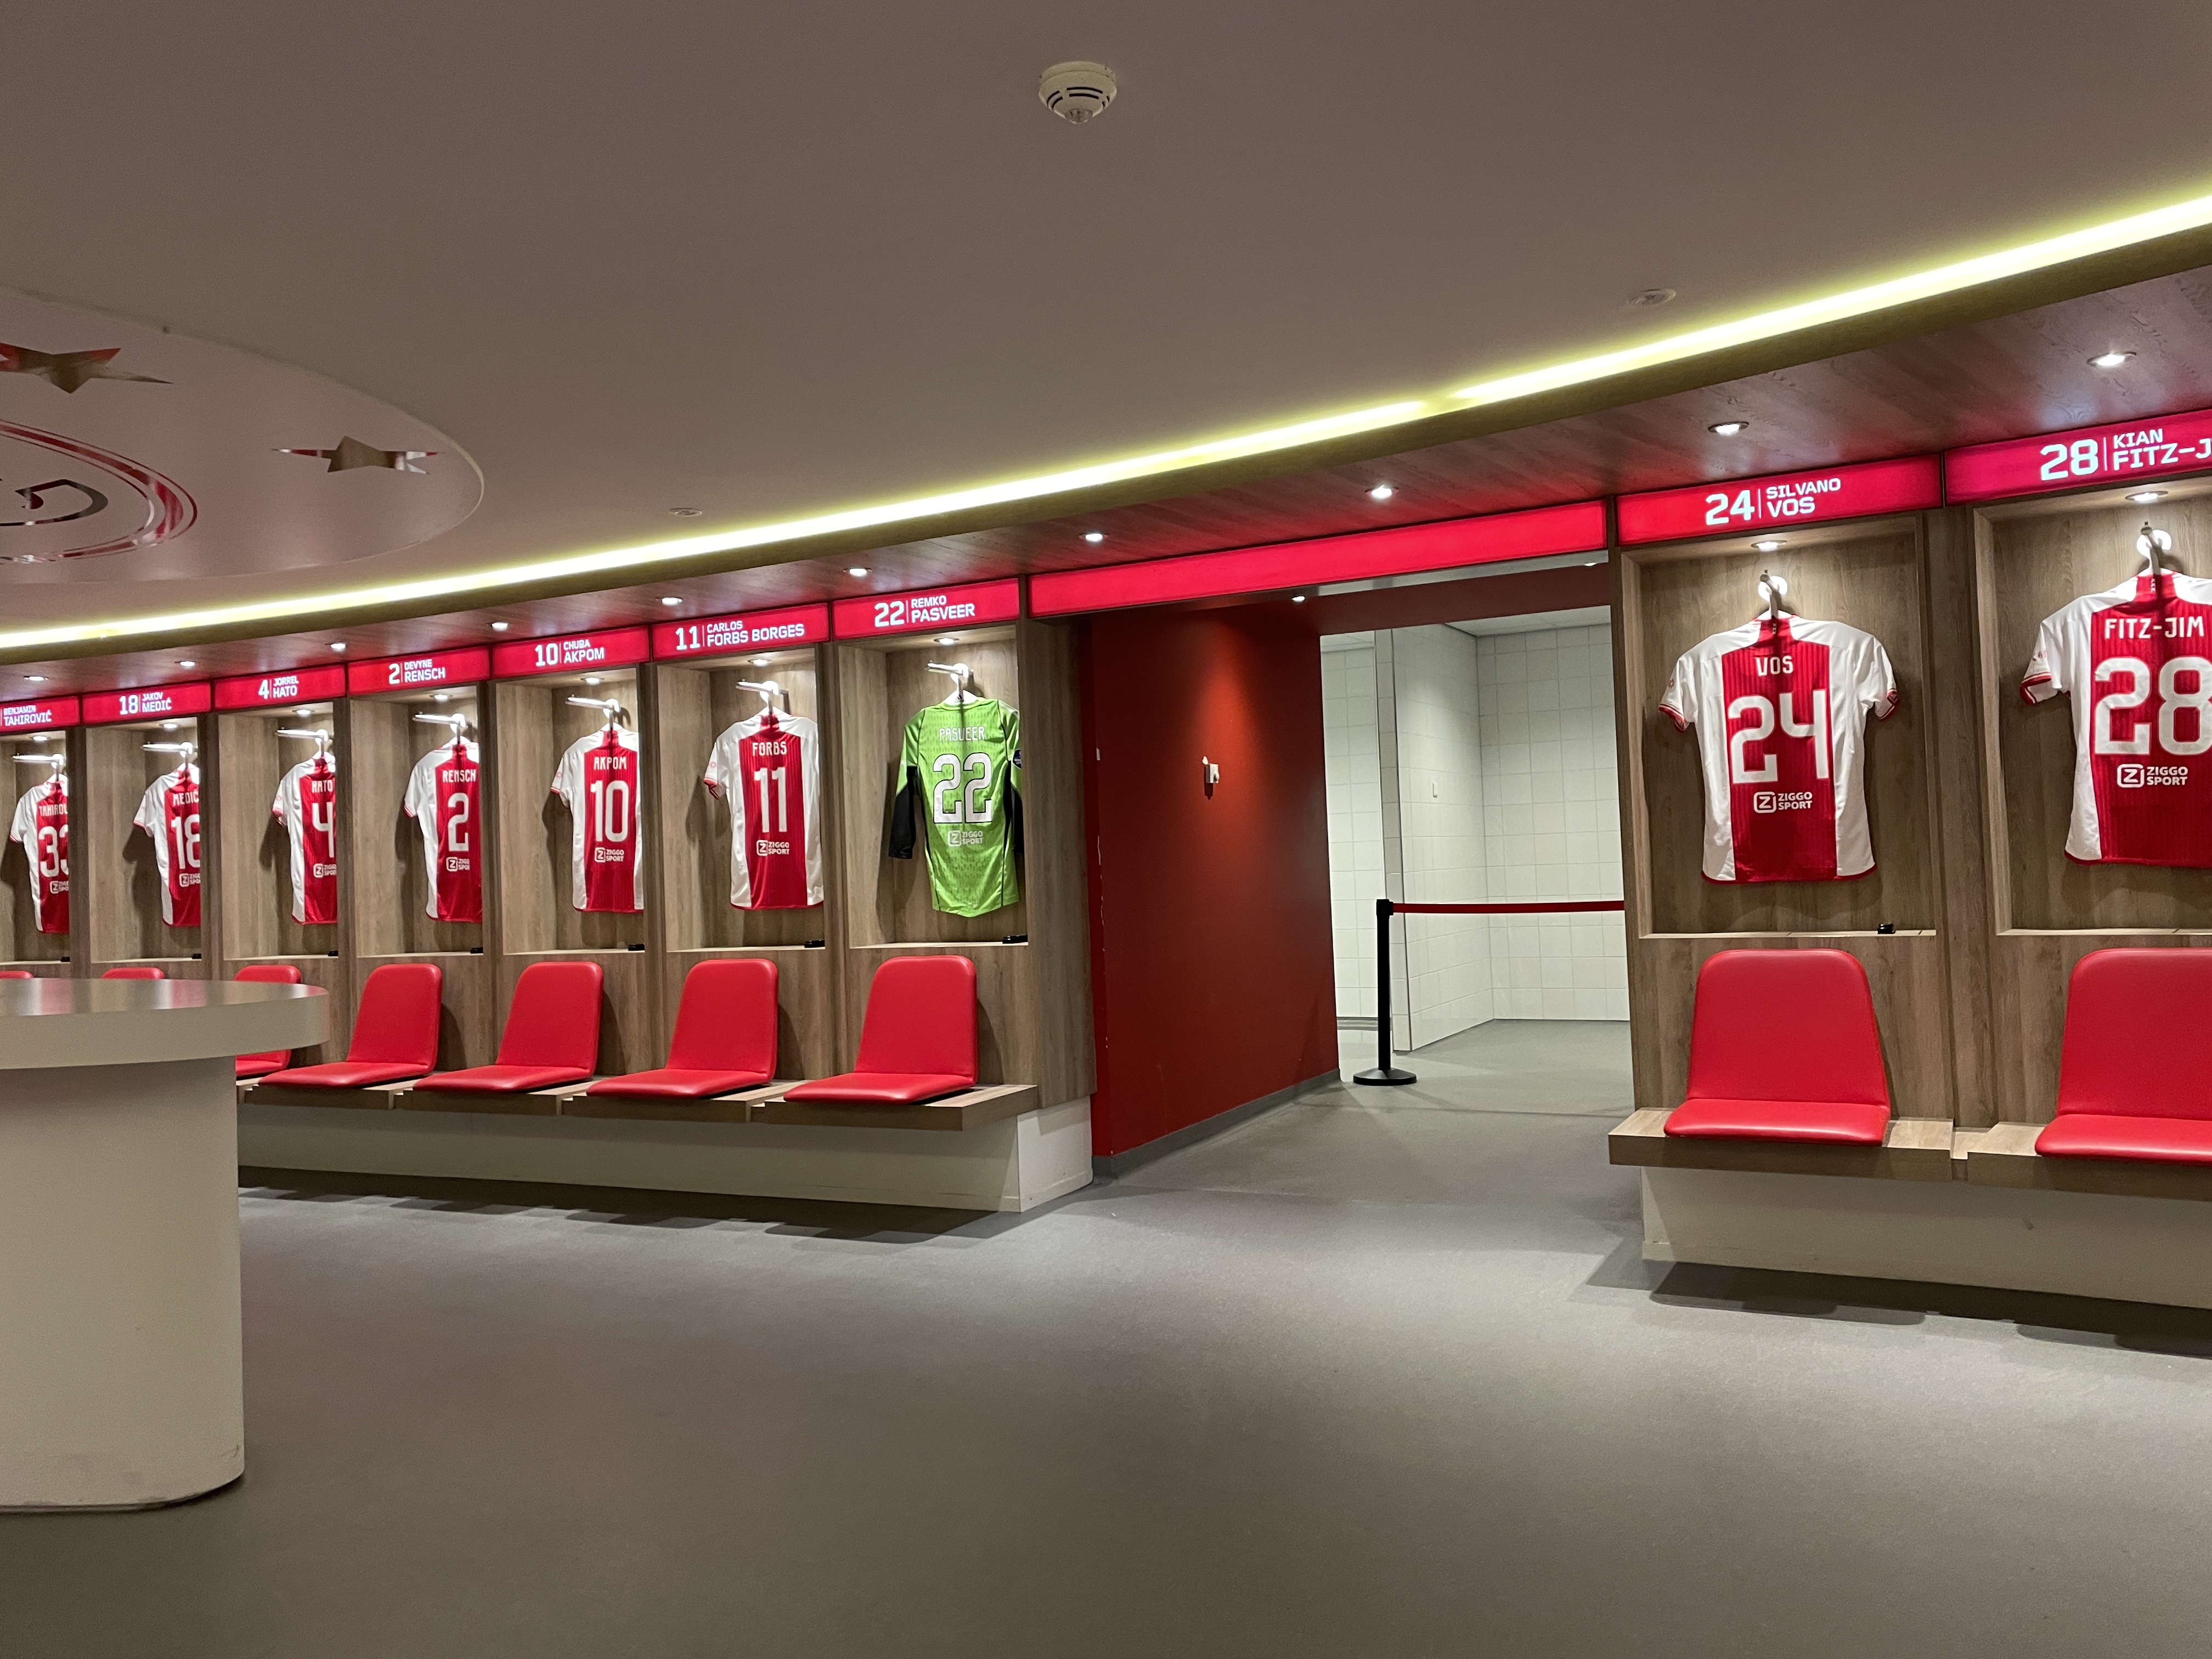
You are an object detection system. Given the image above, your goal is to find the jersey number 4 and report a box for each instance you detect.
[932,753,995,824]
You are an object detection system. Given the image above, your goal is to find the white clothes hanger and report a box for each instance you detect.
[278,726,334,762]
[2138,521,2177,580]
[1756,570,1792,622]
[927,661,974,704]
[565,696,629,731]
[736,678,785,714]
[412,711,471,744]
[143,740,196,765]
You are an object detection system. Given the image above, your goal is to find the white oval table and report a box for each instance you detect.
[0,977,326,1510]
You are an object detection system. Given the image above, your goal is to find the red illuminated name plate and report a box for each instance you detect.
[653,602,831,659]
[0,696,78,733]
[1946,407,2212,503]
[347,647,492,696]
[213,664,348,710]
[1028,501,1606,617]
[83,682,212,725]
[833,579,1022,639]
[491,628,651,679]
[1617,455,1941,545]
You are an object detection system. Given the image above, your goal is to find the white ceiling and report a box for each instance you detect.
[4,0,2211,631]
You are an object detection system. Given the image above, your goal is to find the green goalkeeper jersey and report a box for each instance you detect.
[889,696,1022,917]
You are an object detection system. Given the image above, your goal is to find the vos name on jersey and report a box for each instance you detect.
[551,725,644,913]
[272,755,339,926]
[8,774,69,935]
[132,761,204,927]
[2023,571,2212,867]
[1661,614,1899,883]
[704,709,822,910]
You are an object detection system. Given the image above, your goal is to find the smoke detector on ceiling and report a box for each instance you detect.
[1040,60,1117,124]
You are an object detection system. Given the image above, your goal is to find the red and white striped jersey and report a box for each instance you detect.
[132,762,204,927]
[403,738,482,923]
[2023,571,2212,867]
[1661,615,1899,883]
[8,774,68,935]
[271,755,339,926]
[703,710,822,910]
[551,726,644,913]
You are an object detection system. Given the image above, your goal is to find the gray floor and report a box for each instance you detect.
[7,1022,2212,1657]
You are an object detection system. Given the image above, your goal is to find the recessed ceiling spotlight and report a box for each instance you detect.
[329,641,347,652]
[177,659,196,668]
[161,721,178,731]
[1083,531,1105,544]
[1628,287,1678,308]
[490,620,510,631]
[751,656,770,667]
[1582,560,1602,567]
[296,706,314,716]
[24,674,46,682]
[2090,350,2135,369]
[935,634,961,645]
[668,507,703,517]
[659,596,682,606]
[1291,594,1307,603]
[2129,489,2168,504]
[1753,537,1786,553]
[1709,420,1750,436]
[1368,484,1395,501]
[847,566,870,578]
[583,674,602,686]
[432,692,450,703]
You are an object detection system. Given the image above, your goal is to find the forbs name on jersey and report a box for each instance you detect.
[1752,790,1815,814]
[2117,763,2191,787]
[752,837,792,856]
[2100,614,2208,639]
[751,738,790,757]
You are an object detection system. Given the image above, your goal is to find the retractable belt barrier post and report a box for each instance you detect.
[1352,898,1629,1087]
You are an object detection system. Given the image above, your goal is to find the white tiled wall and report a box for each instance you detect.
[1476,624,1628,1020]
[1322,637,1384,1019]
[1389,627,1493,1047]
[1322,617,1628,1040]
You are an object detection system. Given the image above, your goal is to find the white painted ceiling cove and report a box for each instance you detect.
[2,0,2210,630]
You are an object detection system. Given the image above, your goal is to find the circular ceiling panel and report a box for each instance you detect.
[0,291,478,584]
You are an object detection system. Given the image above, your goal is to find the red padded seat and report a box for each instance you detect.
[101,966,165,980]
[234,963,303,1079]
[1663,949,1892,1144]
[417,960,602,1094]
[785,955,977,1105]
[261,962,444,1090]
[2036,950,2212,1164]
[0,970,32,979]
[586,958,777,1101]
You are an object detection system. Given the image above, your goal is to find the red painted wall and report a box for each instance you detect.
[1079,605,1339,1158]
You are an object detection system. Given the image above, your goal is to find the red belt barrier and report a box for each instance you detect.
[1351,897,1627,1087]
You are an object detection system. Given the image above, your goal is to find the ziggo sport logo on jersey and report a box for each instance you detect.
[1752,790,1815,813]
[2116,763,2191,787]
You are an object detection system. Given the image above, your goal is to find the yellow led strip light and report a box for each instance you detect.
[9,183,2212,655]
